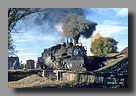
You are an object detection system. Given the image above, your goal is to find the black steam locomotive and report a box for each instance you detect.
[37,38,88,71]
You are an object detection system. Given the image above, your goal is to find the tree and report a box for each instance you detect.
[90,35,94,42]
[89,33,101,55]
[90,36,118,56]
[90,33,101,44]
[8,8,46,56]
[8,33,17,56]
[103,37,118,55]
[95,33,100,39]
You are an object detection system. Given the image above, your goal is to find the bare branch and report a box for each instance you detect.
[8,8,46,56]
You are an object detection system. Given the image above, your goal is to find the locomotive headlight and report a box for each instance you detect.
[79,42,82,46]
[76,42,82,46]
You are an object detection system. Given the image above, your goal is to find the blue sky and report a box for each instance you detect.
[12,8,128,63]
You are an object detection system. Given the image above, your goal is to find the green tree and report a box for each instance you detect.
[8,8,46,56]
[90,36,118,56]
[103,37,118,55]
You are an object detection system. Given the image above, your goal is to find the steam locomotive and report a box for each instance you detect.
[37,37,88,71]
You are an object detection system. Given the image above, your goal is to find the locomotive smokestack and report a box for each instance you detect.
[67,39,68,43]
[74,36,79,45]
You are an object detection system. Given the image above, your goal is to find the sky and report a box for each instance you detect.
[11,8,128,64]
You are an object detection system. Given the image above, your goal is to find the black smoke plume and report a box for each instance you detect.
[30,8,97,43]
[59,13,97,39]
[58,13,97,44]
[34,8,87,28]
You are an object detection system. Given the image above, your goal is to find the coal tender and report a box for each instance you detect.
[38,38,87,71]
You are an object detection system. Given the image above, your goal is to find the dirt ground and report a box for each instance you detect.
[8,74,69,88]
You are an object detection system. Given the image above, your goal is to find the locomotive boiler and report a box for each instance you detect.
[37,37,87,71]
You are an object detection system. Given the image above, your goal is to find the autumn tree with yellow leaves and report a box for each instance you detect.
[90,33,118,56]
[89,33,101,55]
